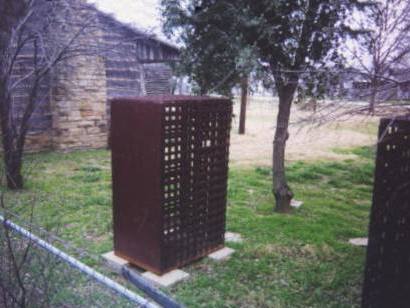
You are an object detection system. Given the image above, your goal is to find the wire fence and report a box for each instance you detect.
[0,211,154,308]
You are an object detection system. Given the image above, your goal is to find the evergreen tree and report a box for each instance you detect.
[162,0,371,212]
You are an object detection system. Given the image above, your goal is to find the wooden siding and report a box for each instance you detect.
[143,63,173,95]
[99,14,143,100]
[10,43,52,135]
[98,12,179,99]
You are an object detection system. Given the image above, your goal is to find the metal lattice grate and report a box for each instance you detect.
[362,116,410,308]
[161,100,232,270]
[111,96,232,274]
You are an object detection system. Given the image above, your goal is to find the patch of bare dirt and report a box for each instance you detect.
[229,97,378,166]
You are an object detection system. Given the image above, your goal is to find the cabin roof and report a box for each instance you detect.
[85,2,179,55]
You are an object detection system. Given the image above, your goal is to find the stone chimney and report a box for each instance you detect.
[50,1,108,151]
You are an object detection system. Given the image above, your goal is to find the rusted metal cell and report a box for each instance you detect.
[110,96,232,274]
[362,116,410,308]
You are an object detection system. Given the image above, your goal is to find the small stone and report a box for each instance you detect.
[349,238,368,246]
[141,269,190,287]
[208,247,235,261]
[102,251,129,273]
[225,232,243,243]
[290,199,303,208]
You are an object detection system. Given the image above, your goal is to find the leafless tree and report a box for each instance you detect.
[0,195,121,307]
[0,194,58,308]
[0,0,101,189]
[348,0,410,114]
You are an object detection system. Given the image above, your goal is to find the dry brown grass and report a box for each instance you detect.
[230,96,378,166]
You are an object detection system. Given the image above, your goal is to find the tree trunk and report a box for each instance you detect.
[238,76,248,135]
[369,76,378,116]
[0,90,24,190]
[272,83,297,213]
[1,136,24,189]
[6,153,23,190]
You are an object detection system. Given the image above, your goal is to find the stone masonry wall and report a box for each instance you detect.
[50,2,108,151]
[25,132,53,152]
[51,55,108,151]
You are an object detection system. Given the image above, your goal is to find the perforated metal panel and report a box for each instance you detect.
[111,96,232,274]
[161,100,231,270]
[362,116,410,308]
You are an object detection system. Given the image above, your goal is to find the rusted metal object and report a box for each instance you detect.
[362,115,410,308]
[111,96,232,274]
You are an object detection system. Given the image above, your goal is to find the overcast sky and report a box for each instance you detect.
[87,1,373,68]
[89,0,163,36]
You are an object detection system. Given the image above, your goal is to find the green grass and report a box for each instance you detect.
[2,146,375,307]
